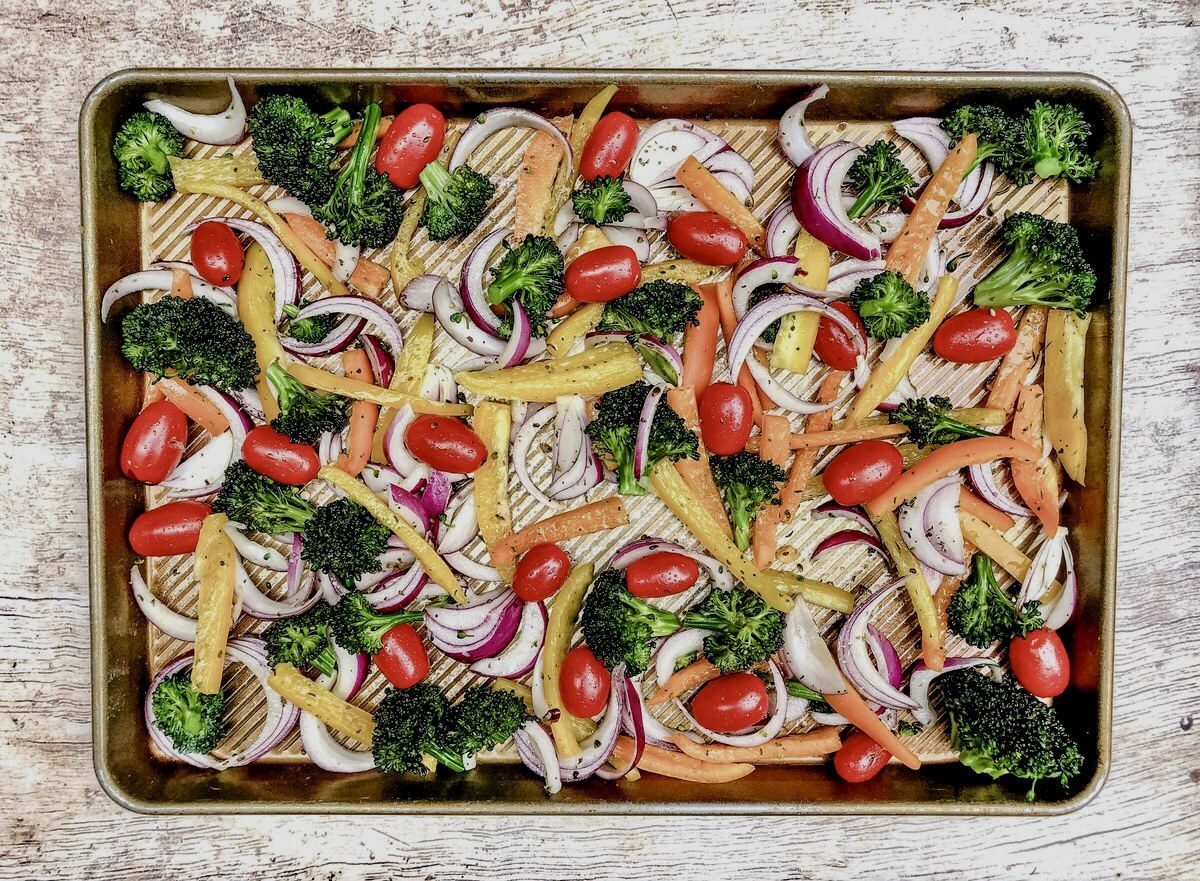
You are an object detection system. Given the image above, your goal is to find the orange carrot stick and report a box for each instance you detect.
[336,116,393,149]
[671,729,841,764]
[170,268,194,300]
[822,687,921,770]
[752,414,790,569]
[959,486,1016,532]
[611,737,754,783]
[513,117,572,239]
[336,349,378,477]
[784,422,907,450]
[1010,384,1060,533]
[155,377,229,436]
[551,292,582,318]
[282,213,390,299]
[682,283,721,396]
[675,156,766,253]
[986,306,1048,418]
[777,371,843,524]
[713,274,764,422]
[491,497,629,566]
[666,388,734,540]
[647,658,721,708]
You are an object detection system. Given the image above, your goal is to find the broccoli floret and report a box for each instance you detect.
[745,283,788,343]
[972,213,1096,317]
[709,451,787,552]
[265,360,349,445]
[328,591,424,655]
[371,683,457,775]
[247,95,353,204]
[301,499,391,587]
[1012,102,1099,186]
[281,303,337,344]
[213,460,315,534]
[122,295,258,393]
[941,105,1023,175]
[437,686,531,771]
[888,395,994,447]
[683,587,784,674]
[263,602,336,676]
[849,271,931,340]
[846,140,916,219]
[947,554,1043,648]
[312,103,406,249]
[418,161,497,241]
[486,234,565,339]
[150,670,227,754]
[572,176,633,226]
[112,111,185,202]
[785,679,835,715]
[598,279,703,340]
[938,667,1083,800]
[585,380,699,496]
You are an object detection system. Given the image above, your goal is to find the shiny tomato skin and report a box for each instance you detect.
[242,424,320,486]
[934,308,1017,363]
[560,646,611,718]
[121,401,188,484]
[834,730,891,783]
[814,302,867,371]
[625,552,700,598]
[1010,628,1070,698]
[129,500,211,557]
[564,245,642,303]
[667,212,748,266]
[190,220,245,286]
[822,440,904,506]
[699,382,754,455]
[374,103,446,188]
[405,415,488,473]
[691,673,769,733]
[580,112,640,181]
[513,543,571,602]
[374,623,430,689]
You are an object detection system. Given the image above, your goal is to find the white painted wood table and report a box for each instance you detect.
[0,1,1196,878]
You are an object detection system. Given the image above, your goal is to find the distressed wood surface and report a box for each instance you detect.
[0,1,1197,878]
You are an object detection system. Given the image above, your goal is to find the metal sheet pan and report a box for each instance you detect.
[82,69,1128,814]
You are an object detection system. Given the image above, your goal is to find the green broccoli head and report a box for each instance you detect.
[247,94,353,204]
[849,271,931,339]
[438,686,531,770]
[972,213,1096,317]
[266,360,349,445]
[419,161,497,241]
[282,303,338,344]
[371,683,452,775]
[947,554,1043,648]
[328,590,423,655]
[263,602,336,676]
[301,499,391,588]
[598,279,703,341]
[122,295,258,393]
[572,176,634,225]
[486,234,565,339]
[213,460,315,535]
[846,140,917,219]
[888,395,994,447]
[585,380,699,496]
[113,111,185,202]
[581,568,683,673]
[709,451,787,552]
[1012,102,1099,186]
[682,587,785,673]
[151,670,227,754]
[941,105,1023,174]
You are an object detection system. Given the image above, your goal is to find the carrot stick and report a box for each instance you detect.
[959,486,1016,532]
[713,275,764,422]
[777,371,843,524]
[551,292,582,318]
[666,388,734,540]
[822,687,921,770]
[611,737,754,784]
[513,116,573,239]
[682,283,721,396]
[885,134,978,285]
[672,729,841,764]
[647,658,720,708]
[1010,384,1060,533]
[675,156,766,253]
[282,213,390,299]
[786,422,907,450]
[985,305,1047,418]
[170,268,194,300]
[155,377,229,436]
[865,435,1041,516]
[336,349,378,477]
[337,116,392,149]
[752,414,790,569]
[491,497,629,567]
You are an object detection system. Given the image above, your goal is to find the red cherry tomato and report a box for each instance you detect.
[129,500,211,557]
[560,646,611,718]
[374,623,430,689]
[513,543,571,602]
[241,424,320,486]
[374,103,446,189]
[625,552,700,598]
[1010,628,1070,698]
[190,220,245,286]
[405,415,488,473]
[834,730,891,783]
[580,112,640,181]
[564,245,642,303]
[667,212,747,266]
[690,672,769,733]
[698,382,754,455]
[933,308,1018,363]
[822,440,904,506]
[814,302,867,371]
[121,401,188,484]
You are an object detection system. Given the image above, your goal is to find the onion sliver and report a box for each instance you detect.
[812,528,887,561]
[497,300,532,367]
[778,84,828,166]
[897,476,965,576]
[836,580,919,710]
[144,76,246,145]
[162,431,234,492]
[235,557,322,620]
[223,523,289,571]
[514,721,562,793]
[445,550,504,583]
[198,386,253,454]
[892,117,991,228]
[733,257,801,320]
[450,108,571,173]
[433,277,507,356]
[148,260,235,298]
[632,384,664,481]
[101,270,236,322]
[811,501,881,538]
[400,274,445,313]
[559,664,628,781]
[654,629,706,689]
[765,202,803,258]
[510,403,557,505]
[470,601,547,678]
[361,333,394,387]
[782,595,846,695]
[967,462,1032,517]
[437,489,479,555]
[908,657,1001,726]
[792,141,882,261]
[286,295,403,357]
[130,566,199,641]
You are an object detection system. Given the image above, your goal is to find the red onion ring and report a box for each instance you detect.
[836,579,919,710]
[360,333,394,387]
[281,315,366,358]
[704,148,756,190]
[470,601,547,678]
[444,550,503,583]
[101,270,236,322]
[460,228,510,336]
[198,385,253,451]
[559,664,629,781]
[144,76,246,145]
[427,590,523,661]
[449,108,571,172]
[388,484,431,535]
[892,117,992,228]
[812,528,887,560]
[286,533,304,596]
[437,488,479,556]
[497,300,532,367]
[514,721,562,793]
[130,565,202,641]
[596,673,646,780]
[420,471,452,520]
[865,624,903,691]
[792,141,882,261]
[811,501,881,538]
[778,84,828,166]
[765,202,802,258]
[368,563,429,612]
[284,295,402,357]
[222,524,289,571]
[399,274,445,313]
[733,256,801,321]
[967,462,1032,517]
[1041,535,1078,630]
[433,276,507,356]
[148,260,235,298]
[782,593,847,696]
[162,432,234,493]
[332,644,369,701]
[632,384,665,481]
[630,120,725,187]
[234,557,323,620]
[653,629,706,688]
[897,476,966,576]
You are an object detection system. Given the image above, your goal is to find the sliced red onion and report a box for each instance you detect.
[630,121,725,188]
[893,117,991,227]
[144,76,246,145]
[631,334,685,387]
[444,550,503,583]
[621,179,660,220]
[765,202,803,258]
[199,385,253,447]
[389,484,431,535]
[283,296,402,357]
[285,533,305,595]
[1018,527,1067,610]
[351,547,416,591]
[330,238,361,285]
[148,260,235,298]
[514,721,562,793]
[186,217,298,321]
[1041,536,1078,630]
[812,529,887,561]
[130,566,199,641]
[792,141,882,261]
[552,453,605,501]
[596,673,646,780]
[470,601,547,678]
[921,562,943,595]
[510,403,557,506]
[600,225,651,263]
[162,432,234,493]
[427,590,523,661]
[360,333,394,387]
[548,396,589,496]
[898,476,966,576]
[812,501,881,537]
[421,364,459,404]
[559,664,628,782]
[437,488,479,555]
[424,587,514,634]
[733,256,801,320]
[400,274,444,313]
[420,471,452,520]
[234,557,322,620]
[100,270,236,322]
[299,709,374,772]
[778,84,828,166]
[705,148,756,189]
[676,659,788,747]
[827,257,886,294]
[908,657,1001,726]
[609,537,735,593]
[460,227,510,338]
[967,463,1032,517]
[917,234,947,293]
[281,315,366,358]
[361,463,403,494]
[368,564,429,612]
[743,354,835,415]
[332,643,369,701]
[837,580,919,710]
[650,171,751,213]
[383,405,423,478]
[863,211,908,244]
[632,384,665,481]
[782,595,846,695]
[433,276,508,356]
[654,629,706,689]
[924,478,966,567]
[866,625,903,691]
[267,196,311,218]
[222,523,289,571]
[318,572,345,605]
[450,108,571,172]
[497,300,532,368]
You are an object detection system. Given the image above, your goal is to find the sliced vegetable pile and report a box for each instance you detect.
[106,79,1100,802]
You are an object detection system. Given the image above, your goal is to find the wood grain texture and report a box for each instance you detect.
[0,0,1197,879]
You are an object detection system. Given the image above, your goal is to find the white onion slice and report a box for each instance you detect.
[222,523,290,572]
[144,76,246,145]
[778,84,828,166]
[449,107,572,172]
[515,721,561,794]
[654,629,706,689]
[100,270,236,322]
[161,432,234,493]
[130,566,199,641]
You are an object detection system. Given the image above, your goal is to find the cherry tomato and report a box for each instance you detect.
[560,646,611,718]
[690,672,769,733]
[129,500,211,557]
[814,302,867,371]
[580,111,640,181]
[822,440,904,506]
[513,543,571,602]
[834,730,891,783]
[242,424,320,486]
[625,552,700,598]
[1010,628,1070,698]
[405,415,488,473]
[374,103,446,189]
[564,245,641,303]
[933,308,1017,363]
[698,382,754,455]
[190,220,245,286]
[374,623,430,689]
[121,400,188,484]
[667,212,747,266]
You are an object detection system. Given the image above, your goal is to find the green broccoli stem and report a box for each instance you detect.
[322,108,354,145]
[266,360,304,410]
[486,264,529,306]
[362,609,423,646]
[623,594,683,637]
[311,643,338,678]
[723,486,754,551]
[936,417,995,441]
[425,743,467,773]
[335,104,382,213]
[847,183,885,220]
[418,160,452,202]
[973,245,1034,300]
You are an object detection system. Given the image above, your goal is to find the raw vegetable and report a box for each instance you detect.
[285,362,471,416]
[1009,628,1070,698]
[545,84,618,227]
[871,510,942,671]
[751,415,790,567]
[559,645,611,717]
[572,175,633,226]
[709,450,787,553]
[771,230,831,373]
[597,279,703,341]
[268,662,375,746]
[112,111,184,201]
[647,658,720,707]
[580,110,638,180]
[610,738,754,784]
[675,156,766,252]
[246,94,353,204]
[329,591,423,655]
[406,415,487,474]
[546,302,604,357]
[167,154,264,191]
[947,554,1042,648]
[666,387,735,540]
[213,460,314,534]
[849,271,930,340]
[236,244,285,421]
[681,282,721,394]
[486,234,565,339]
[823,441,904,507]
[263,603,336,677]
[985,305,1048,417]
[1043,309,1091,483]
[972,214,1096,317]
[150,670,227,753]
[301,497,390,586]
[122,401,188,484]
[933,307,1017,364]
[834,730,890,782]
[667,212,748,266]
[1010,384,1061,532]
[1011,101,1099,185]
[369,683,444,773]
[419,160,496,240]
[472,402,516,583]
[267,361,349,444]
[689,672,769,732]
[585,380,699,496]
[336,348,377,476]
[845,140,916,219]
[390,191,428,295]
[191,513,237,694]
[959,487,1016,532]
[888,395,994,447]
[713,276,764,422]
[513,543,571,602]
[959,512,1063,597]
[777,370,842,522]
[940,105,1022,175]
[191,221,245,287]
[491,498,629,567]
[456,341,643,403]
[153,378,231,437]
[565,246,641,304]
[821,688,921,770]
[375,103,445,188]
[280,213,389,298]
[542,562,596,756]
[371,313,435,462]
[639,259,723,286]
[697,382,754,456]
